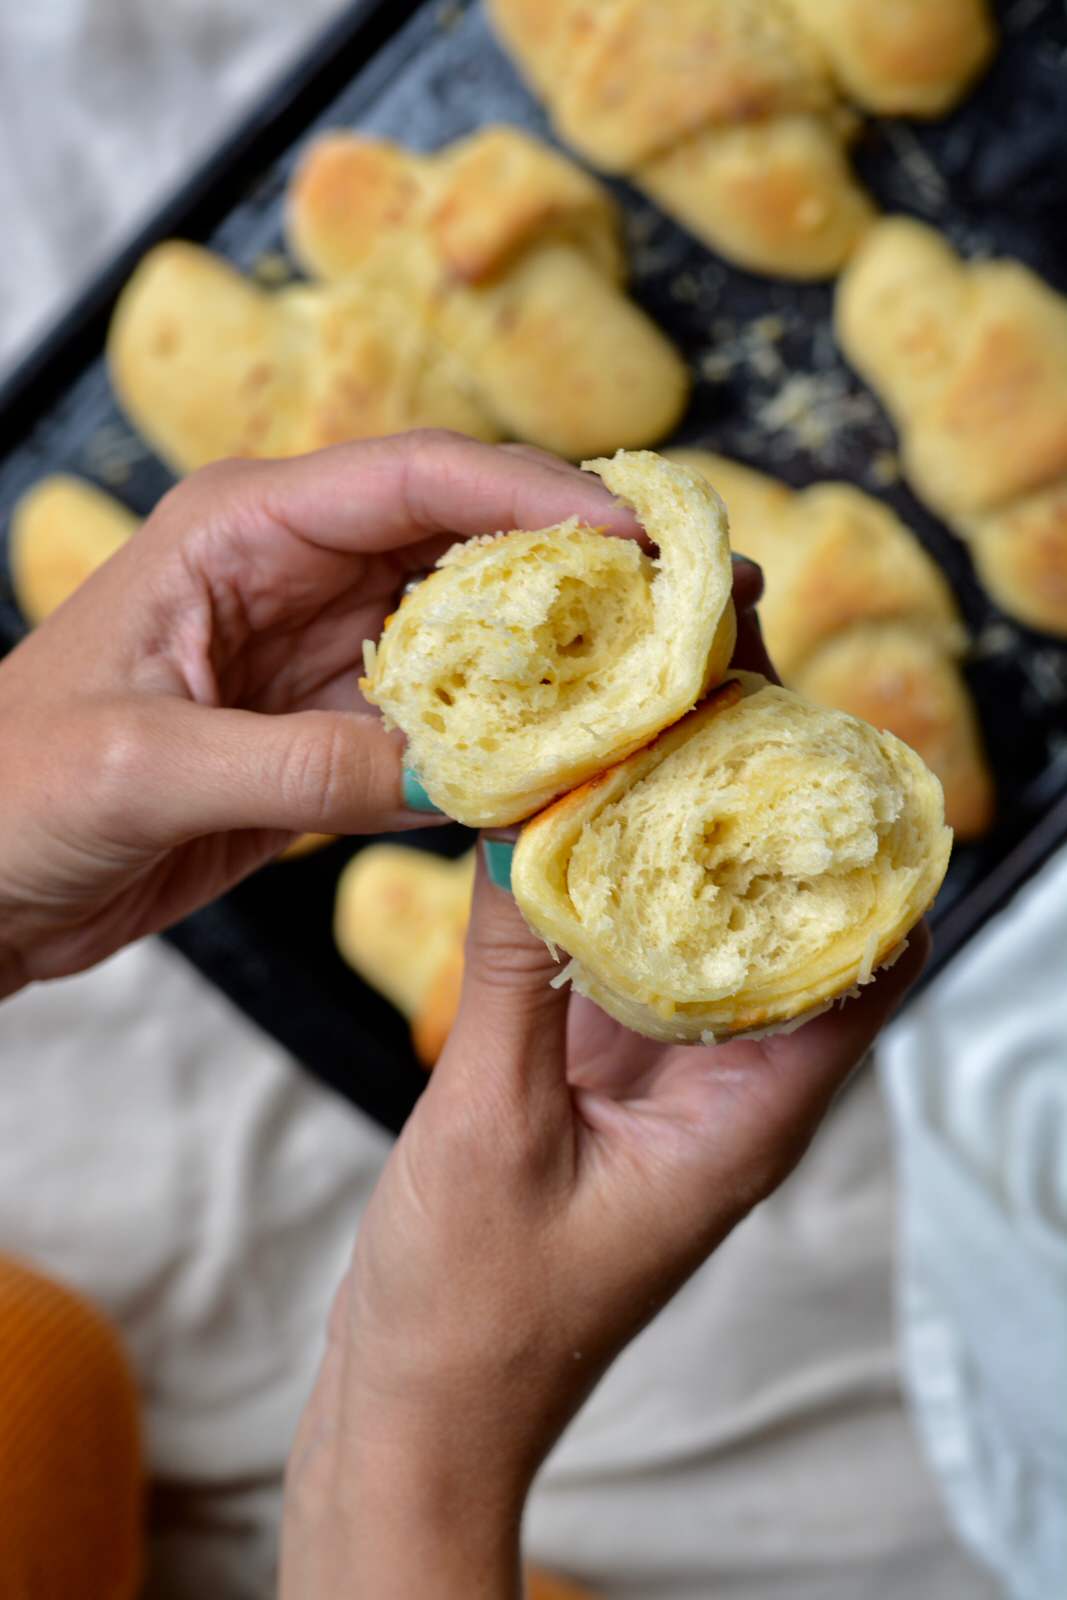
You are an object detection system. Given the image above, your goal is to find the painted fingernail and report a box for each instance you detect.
[483,838,514,892]
[732,552,763,578]
[402,769,443,814]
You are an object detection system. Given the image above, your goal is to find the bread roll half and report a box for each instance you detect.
[362,451,737,827]
[512,674,950,1044]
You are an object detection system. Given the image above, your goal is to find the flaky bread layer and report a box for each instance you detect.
[513,675,950,1044]
[362,451,736,828]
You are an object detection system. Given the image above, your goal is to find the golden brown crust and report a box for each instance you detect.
[525,1571,600,1600]
[794,626,995,842]
[286,126,687,458]
[108,241,499,473]
[8,475,138,625]
[837,218,1067,636]
[664,448,991,836]
[781,0,995,117]
[489,0,878,279]
[412,945,465,1068]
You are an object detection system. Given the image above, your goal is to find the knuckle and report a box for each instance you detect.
[83,701,155,843]
[276,714,349,822]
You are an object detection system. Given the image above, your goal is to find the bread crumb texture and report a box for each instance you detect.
[513,677,950,1042]
[362,451,736,826]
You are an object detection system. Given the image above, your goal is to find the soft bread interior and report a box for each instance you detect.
[512,674,950,1043]
[362,451,737,828]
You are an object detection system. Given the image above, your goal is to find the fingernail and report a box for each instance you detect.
[402,768,443,814]
[732,552,763,579]
[483,838,514,892]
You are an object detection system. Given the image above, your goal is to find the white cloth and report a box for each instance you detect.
[881,847,1067,1600]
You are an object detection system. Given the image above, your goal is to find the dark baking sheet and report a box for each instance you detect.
[2,0,1066,1131]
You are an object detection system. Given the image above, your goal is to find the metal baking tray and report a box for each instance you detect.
[2,0,1066,1133]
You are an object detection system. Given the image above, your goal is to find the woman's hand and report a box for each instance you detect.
[282,860,927,1598]
[0,432,639,996]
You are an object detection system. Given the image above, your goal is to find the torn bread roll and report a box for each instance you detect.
[334,845,474,1067]
[836,217,1067,635]
[8,475,138,625]
[512,674,951,1044]
[361,451,737,828]
[666,448,993,837]
[287,124,689,458]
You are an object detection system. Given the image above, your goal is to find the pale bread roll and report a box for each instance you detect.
[334,846,474,1058]
[794,625,994,843]
[967,483,1067,637]
[361,451,737,827]
[836,217,1067,634]
[780,0,995,117]
[286,125,689,459]
[8,475,137,624]
[513,674,951,1044]
[666,447,992,837]
[489,0,874,279]
[108,241,497,474]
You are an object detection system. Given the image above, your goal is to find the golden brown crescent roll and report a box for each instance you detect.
[361,451,737,827]
[836,218,1067,635]
[8,475,138,624]
[666,447,992,837]
[108,241,499,474]
[488,0,874,278]
[334,845,475,1066]
[512,674,951,1044]
[780,0,995,117]
[286,125,689,458]
[794,625,994,843]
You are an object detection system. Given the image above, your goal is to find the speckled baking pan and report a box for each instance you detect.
[2,0,1066,1131]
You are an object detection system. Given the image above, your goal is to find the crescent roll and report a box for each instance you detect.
[512,674,951,1044]
[488,0,875,279]
[780,0,995,118]
[8,475,138,625]
[361,451,737,827]
[836,218,1067,634]
[666,448,992,838]
[334,845,474,1067]
[108,241,499,474]
[286,125,689,458]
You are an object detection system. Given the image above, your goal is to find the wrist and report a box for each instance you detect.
[284,1396,525,1599]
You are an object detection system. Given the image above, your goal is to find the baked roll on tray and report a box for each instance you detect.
[487,0,994,279]
[334,846,475,1068]
[836,217,1067,636]
[665,449,994,839]
[362,450,951,1045]
[108,126,688,474]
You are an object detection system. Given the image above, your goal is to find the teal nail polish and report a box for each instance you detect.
[483,838,514,892]
[402,769,442,814]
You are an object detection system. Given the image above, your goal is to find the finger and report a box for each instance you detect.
[671,923,931,1196]
[731,604,780,683]
[205,431,643,558]
[95,698,449,848]
[439,842,570,1104]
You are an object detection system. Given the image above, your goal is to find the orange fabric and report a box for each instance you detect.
[527,1571,599,1600]
[0,1255,143,1600]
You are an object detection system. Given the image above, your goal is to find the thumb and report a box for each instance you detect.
[441,838,571,1101]
[107,698,446,846]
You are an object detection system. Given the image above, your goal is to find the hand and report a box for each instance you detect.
[0,432,639,995]
[280,584,926,1599]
